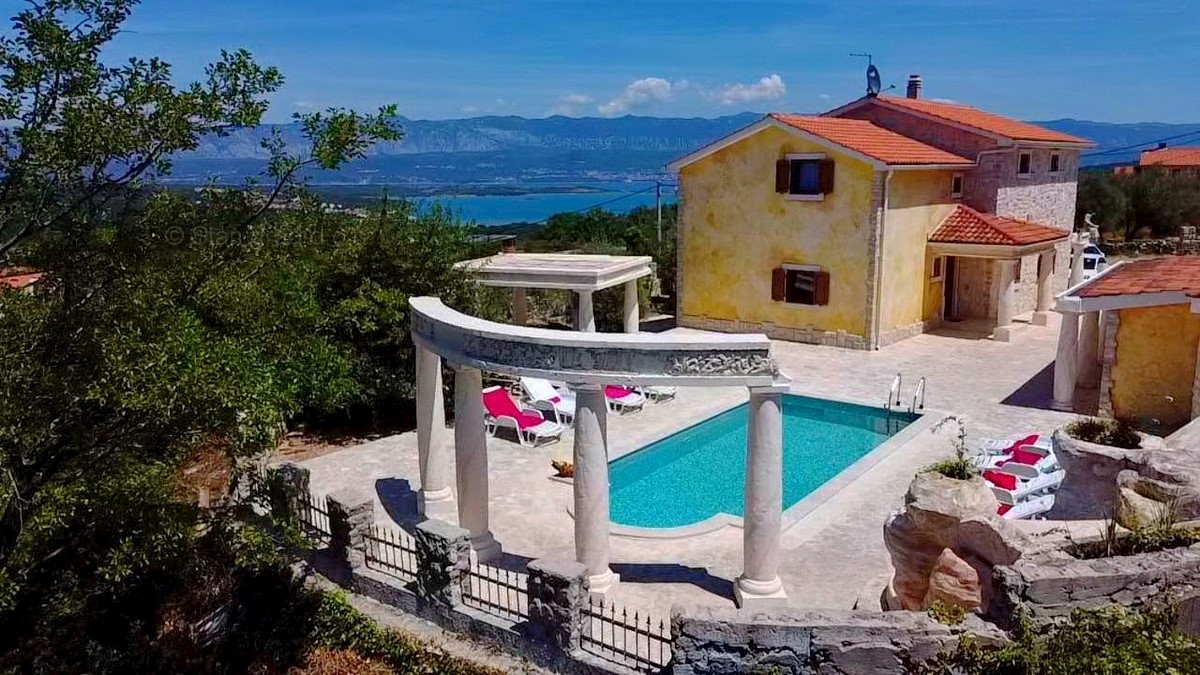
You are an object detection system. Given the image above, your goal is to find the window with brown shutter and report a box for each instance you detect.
[779,157,835,197]
[774,267,830,306]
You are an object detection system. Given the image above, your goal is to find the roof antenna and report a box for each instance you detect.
[850,53,894,97]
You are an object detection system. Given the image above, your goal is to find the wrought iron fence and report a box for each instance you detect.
[364,525,419,583]
[296,490,331,544]
[581,598,671,672]
[461,562,529,622]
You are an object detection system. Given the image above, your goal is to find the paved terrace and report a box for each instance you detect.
[300,314,1084,617]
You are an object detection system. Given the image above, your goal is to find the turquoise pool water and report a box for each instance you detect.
[609,395,918,529]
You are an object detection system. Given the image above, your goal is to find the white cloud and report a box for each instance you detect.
[709,74,786,105]
[598,77,676,117]
[461,104,481,114]
[549,93,595,116]
[818,93,831,100]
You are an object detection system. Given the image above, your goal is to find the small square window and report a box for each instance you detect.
[931,256,944,280]
[771,267,830,306]
[1018,152,1032,175]
[1049,153,1061,174]
[776,156,835,198]
[950,174,963,198]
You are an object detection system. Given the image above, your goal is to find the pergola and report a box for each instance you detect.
[454,253,653,333]
[410,296,792,607]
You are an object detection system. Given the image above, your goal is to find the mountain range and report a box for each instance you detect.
[166,113,1200,190]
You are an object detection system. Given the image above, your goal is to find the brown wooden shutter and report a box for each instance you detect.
[813,271,831,306]
[775,159,790,193]
[817,159,836,194]
[771,268,787,301]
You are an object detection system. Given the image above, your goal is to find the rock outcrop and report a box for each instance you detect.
[1053,428,1200,525]
[883,473,1046,614]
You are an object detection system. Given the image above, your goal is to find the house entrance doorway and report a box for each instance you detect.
[942,256,961,322]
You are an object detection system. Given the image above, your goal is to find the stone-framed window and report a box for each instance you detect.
[775,154,835,201]
[931,256,945,281]
[950,173,963,198]
[1049,152,1062,174]
[771,264,830,306]
[1017,151,1032,176]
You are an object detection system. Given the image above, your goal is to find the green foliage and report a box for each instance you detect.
[1076,169,1200,240]
[925,604,1200,674]
[1069,506,1200,560]
[928,600,967,626]
[1065,417,1142,449]
[925,416,978,480]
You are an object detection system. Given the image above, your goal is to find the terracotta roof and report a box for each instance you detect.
[1077,256,1200,298]
[1140,147,1200,167]
[768,114,974,166]
[873,95,1091,145]
[929,205,1068,246]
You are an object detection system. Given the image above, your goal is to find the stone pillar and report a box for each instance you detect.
[416,345,453,518]
[622,279,639,333]
[1053,311,1080,411]
[1192,335,1200,422]
[273,461,311,518]
[1068,233,1088,288]
[572,385,618,595]
[1078,311,1101,387]
[414,518,472,607]
[1032,249,1055,326]
[453,366,502,562]
[993,259,1018,342]
[327,491,375,569]
[527,558,589,652]
[512,287,528,326]
[577,290,596,332]
[735,383,789,608]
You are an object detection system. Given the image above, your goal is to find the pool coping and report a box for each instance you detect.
[560,387,946,540]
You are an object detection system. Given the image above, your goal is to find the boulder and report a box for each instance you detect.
[922,548,982,611]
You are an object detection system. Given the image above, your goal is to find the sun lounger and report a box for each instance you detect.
[979,433,1052,456]
[983,467,1065,501]
[519,377,575,425]
[977,444,1060,475]
[604,385,645,413]
[482,386,564,447]
[994,490,1056,520]
[637,385,677,402]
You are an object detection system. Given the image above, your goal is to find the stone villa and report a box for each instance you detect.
[669,75,1093,349]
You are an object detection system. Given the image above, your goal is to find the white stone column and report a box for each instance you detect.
[572,385,618,594]
[1192,335,1200,421]
[512,288,528,326]
[453,366,501,562]
[1068,233,1088,288]
[1077,311,1101,387]
[416,346,453,517]
[577,290,596,333]
[735,382,789,609]
[1053,312,1080,411]
[1032,249,1055,326]
[622,279,639,334]
[993,259,1019,342]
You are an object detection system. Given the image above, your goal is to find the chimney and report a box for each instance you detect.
[906,74,922,99]
[1157,142,1168,150]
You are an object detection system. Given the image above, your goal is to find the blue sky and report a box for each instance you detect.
[8,0,1198,123]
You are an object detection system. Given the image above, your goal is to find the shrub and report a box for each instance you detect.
[928,600,967,626]
[924,416,978,480]
[1065,416,1142,449]
[924,604,1200,674]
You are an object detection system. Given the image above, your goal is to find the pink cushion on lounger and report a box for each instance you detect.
[997,503,1013,516]
[1005,434,1040,454]
[1008,448,1043,466]
[482,388,545,429]
[983,470,1018,491]
[605,385,634,399]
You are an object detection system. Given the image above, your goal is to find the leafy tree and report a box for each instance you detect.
[1076,169,1200,240]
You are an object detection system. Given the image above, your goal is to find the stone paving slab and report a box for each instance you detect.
[301,313,1083,619]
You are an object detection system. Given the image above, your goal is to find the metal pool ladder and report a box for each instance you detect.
[909,376,927,414]
[886,373,903,411]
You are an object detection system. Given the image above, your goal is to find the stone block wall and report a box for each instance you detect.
[677,314,869,350]
[671,605,1006,674]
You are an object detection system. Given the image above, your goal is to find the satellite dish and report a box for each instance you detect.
[866,64,881,96]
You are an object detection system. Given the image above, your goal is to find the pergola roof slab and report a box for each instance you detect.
[454,253,653,291]
[410,297,784,387]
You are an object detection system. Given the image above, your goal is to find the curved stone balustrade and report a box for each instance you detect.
[410,296,781,387]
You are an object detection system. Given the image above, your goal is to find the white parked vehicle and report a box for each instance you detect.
[1078,244,1107,281]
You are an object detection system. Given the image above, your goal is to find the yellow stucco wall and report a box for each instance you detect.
[877,171,958,332]
[678,126,874,337]
[1112,304,1200,428]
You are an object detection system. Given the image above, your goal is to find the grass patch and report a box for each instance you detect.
[926,457,978,481]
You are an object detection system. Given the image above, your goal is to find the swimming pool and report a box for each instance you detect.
[609,395,919,530]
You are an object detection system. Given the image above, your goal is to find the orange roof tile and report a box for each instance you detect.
[874,95,1091,145]
[1078,256,1200,298]
[768,114,974,166]
[1140,147,1200,167]
[930,205,1068,246]
[0,272,42,290]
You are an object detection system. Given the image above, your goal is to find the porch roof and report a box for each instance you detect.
[454,252,653,291]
